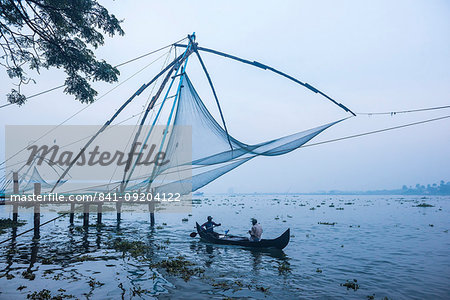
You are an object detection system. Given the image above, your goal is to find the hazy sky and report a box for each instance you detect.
[1,0,449,193]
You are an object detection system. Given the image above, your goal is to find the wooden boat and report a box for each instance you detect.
[195,222,290,250]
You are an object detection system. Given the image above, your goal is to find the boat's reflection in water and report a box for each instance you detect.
[190,240,289,273]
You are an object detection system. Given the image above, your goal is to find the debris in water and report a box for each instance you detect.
[341,279,359,290]
[110,238,147,258]
[22,270,35,280]
[0,218,26,234]
[416,203,434,207]
[318,222,336,226]
[151,256,204,281]
[277,261,292,274]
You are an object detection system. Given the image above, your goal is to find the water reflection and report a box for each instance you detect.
[0,195,449,299]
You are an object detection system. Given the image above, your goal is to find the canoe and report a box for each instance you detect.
[195,222,290,250]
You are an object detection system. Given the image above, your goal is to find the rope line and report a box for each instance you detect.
[0,37,188,109]
[356,105,450,116]
[20,114,449,195]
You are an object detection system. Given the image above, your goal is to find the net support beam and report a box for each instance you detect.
[192,41,234,151]
[174,43,356,116]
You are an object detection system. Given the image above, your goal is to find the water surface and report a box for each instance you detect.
[0,195,449,299]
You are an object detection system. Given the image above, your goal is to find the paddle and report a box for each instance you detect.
[190,224,220,237]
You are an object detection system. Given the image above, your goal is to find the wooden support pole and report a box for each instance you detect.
[69,203,75,224]
[116,188,121,222]
[33,183,41,239]
[116,202,122,222]
[149,201,155,227]
[83,204,89,227]
[12,172,18,222]
[97,203,102,225]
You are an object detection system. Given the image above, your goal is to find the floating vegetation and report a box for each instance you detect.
[110,238,147,258]
[17,285,27,291]
[277,261,292,274]
[41,257,54,265]
[27,289,51,300]
[131,286,151,297]
[256,285,270,293]
[74,255,97,262]
[0,218,26,234]
[88,278,104,288]
[416,203,434,207]
[22,270,35,280]
[151,256,204,281]
[318,222,336,226]
[212,281,231,290]
[341,279,359,290]
[27,288,75,299]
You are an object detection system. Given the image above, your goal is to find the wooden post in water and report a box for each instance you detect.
[149,188,155,226]
[83,203,89,227]
[12,172,19,222]
[116,202,122,222]
[69,203,75,224]
[33,183,41,239]
[97,203,102,225]
[116,188,121,222]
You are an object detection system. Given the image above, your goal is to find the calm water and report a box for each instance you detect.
[0,194,449,299]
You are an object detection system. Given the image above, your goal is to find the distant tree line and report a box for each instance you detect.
[400,180,450,195]
[314,180,450,195]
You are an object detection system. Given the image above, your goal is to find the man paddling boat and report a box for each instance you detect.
[201,216,221,237]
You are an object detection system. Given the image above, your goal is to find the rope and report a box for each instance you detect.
[356,105,450,116]
[0,212,68,245]
[40,114,450,194]
[0,37,188,109]
[302,115,450,148]
[0,50,171,170]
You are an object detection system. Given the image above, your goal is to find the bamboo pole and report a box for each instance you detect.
[69,203,75,224]
[83,203,89,227]
[12,172,18,222]
[33,183,41,239]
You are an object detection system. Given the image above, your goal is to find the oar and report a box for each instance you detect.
[190,224,220,237]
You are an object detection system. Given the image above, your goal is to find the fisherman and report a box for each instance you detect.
[201,216,221,237]
[248,218,263,242]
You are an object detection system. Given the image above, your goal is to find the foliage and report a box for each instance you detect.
[0,0,124,105]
